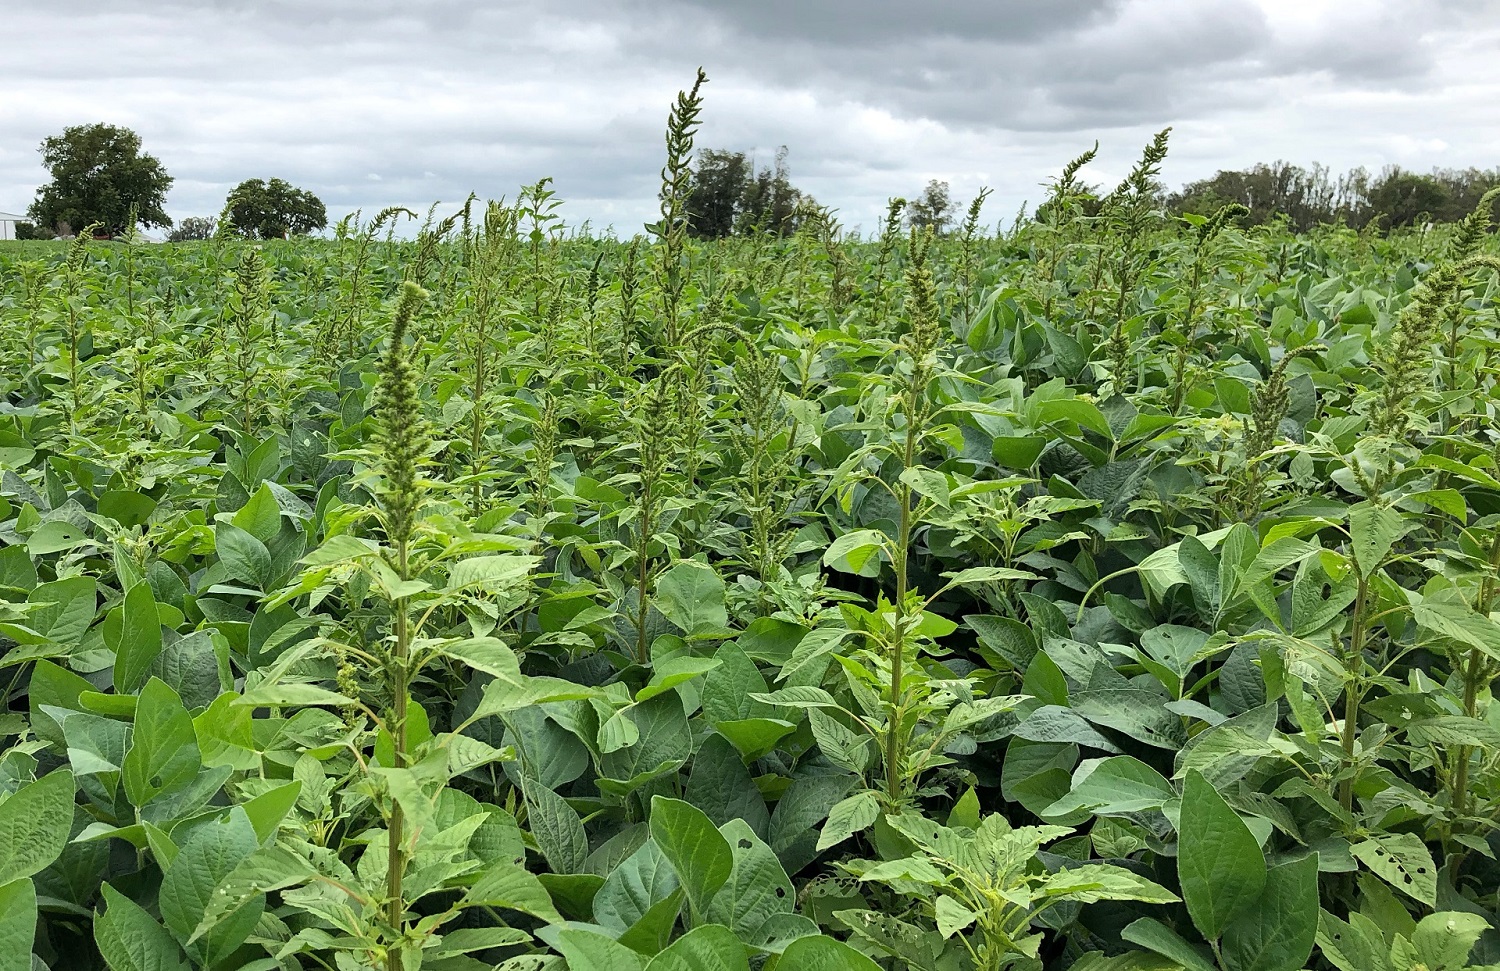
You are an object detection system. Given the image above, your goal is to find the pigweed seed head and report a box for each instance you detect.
[1250,345,1323,460]
[1198,203,1251,249]
[65,223,103,273]
[960,188,993,243]
[648,67,708,347]
[903,227,941,363]
[1055,142,1099,199]
[375,282,431,551]
[1115,128,1171,202]
[1450,187,1500,260]
[636,371,677,486]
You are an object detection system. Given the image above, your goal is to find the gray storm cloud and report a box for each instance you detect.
[1,0,1495,235]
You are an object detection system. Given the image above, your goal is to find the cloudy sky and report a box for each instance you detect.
[4,0,1498,236]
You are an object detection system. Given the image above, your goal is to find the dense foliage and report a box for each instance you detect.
[28,123,175,236]
[685,147,810,238]
[1168,160,1500,232]
[2,79,1500,971]
[225,179,330,240]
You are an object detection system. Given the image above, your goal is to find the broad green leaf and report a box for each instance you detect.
[701,643,772,723]
[112,582,164,694]
[240,781,302,843]
[649,796,733,922]
[594,839,679,934]
[432,926,532,958]
[1039,864,1178,905]
[461,860,561,922]
[95,884,192,971]
[822,529,887,576]
[1413,600,1500,661]
[235,681,355,708]
[27,520,92,555]
[1122,917,1218,971]
[214,522,272,591]
[706,819,794,936]
[992,435,1047,469]
[713,718,796,762]
[768,772,856,876]
[122,679,201,807]
[1044,756,1175,817]
[1179,770,1265,941]
[637,655,721,702]
[1316,910,1391,971]
[935,894,977,938]
[27,576,97,648]
[654,560,729,635]
[817,790,879,851]
[778,935,882,970]
[441,554,538,595]
[1220,854,1319,971]
[1351,833,1437,907]
[0,878,37,971]
[1409,911,1490,971]
[645,923,748,971]
[1348,502,1410,579]
[685,734,771,837]
[550,927,647,971]
[524,780,587,875]
[439,636,524,679]
[159,809,261,965]
[0,770,75,885]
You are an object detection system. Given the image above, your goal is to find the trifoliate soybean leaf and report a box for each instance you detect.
[1220,854,1319,971]
[650,796,734,921]
[0,877,37,971]
[1179,770,1265,941]
[95,883,192,971]
[111,583,164,694]
[645,923,748,971]
[0,769,74,886]
[777,935,882,971]
[593,839,679,935]
[26,520,92,556]
[706,819,795,936]
[654,560,730,636]
[122,679,200,808]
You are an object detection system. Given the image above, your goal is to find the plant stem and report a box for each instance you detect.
[1340,577,1369,814]
[635,482,654,666]
[886,376,920,804]
[1451,527,1500,819]
[385,538,410,971]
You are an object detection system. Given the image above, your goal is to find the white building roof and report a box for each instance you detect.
[0,212,25,220]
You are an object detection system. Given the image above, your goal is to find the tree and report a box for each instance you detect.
[15,222,55,241]
[225,178,328,239]
[686,149,750,238]
[29,123,174,236]
[907,179,954,233]
[736,146,806,235]
[1366,168,1453,227]
[684,145,810,239]
[167,216,218,242]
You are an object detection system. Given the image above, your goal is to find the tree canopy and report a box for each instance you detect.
[685,147,810,238]
[225,178,328,239]
[28,123,174,236]
[1167,161,1500,231]
[907,179,955,234]
[166,216,218,242]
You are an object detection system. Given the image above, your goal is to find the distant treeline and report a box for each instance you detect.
[1167,162,1500,232]
[680,146,1500,241]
